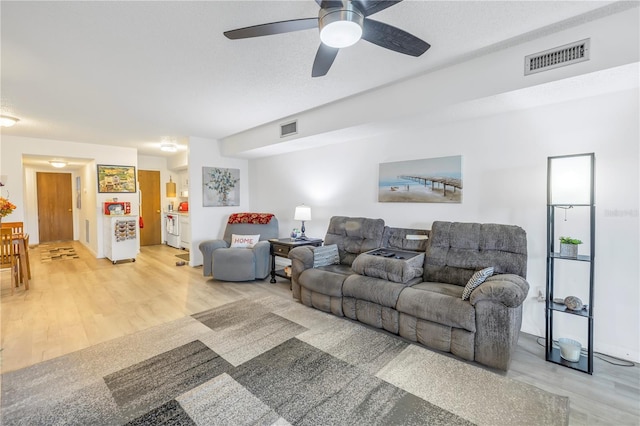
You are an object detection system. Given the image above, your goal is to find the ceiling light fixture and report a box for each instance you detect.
[49,161,67,168]
[319,4,364,48]
[0,115,20,127]
[160,142,178,152]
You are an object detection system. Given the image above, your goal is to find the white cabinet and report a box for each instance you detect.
[179,214,190,249]
[179,172,189,197]
[104,216,138,264]
[165,213,180,249]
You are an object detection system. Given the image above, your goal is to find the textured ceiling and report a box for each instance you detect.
[0,1,620,158]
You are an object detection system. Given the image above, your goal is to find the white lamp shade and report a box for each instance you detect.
[294,205,312,221]
[549,155,593,205]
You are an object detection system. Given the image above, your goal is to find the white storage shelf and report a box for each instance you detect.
[104,216,138,264]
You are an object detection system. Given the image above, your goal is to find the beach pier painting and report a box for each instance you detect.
[378,155,462,203]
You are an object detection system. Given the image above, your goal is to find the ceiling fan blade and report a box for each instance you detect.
[224,18,318,39]
[362,18,430,57]
[312,43,339,77]
[351,0,403,17]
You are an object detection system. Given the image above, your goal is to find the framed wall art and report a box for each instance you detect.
[378,155,462,203]
[97,164,137,193]
[203,167,240,207]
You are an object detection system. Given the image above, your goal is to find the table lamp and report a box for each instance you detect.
[294,204,311,240]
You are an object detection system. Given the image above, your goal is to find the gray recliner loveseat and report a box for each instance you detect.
[289,217,529,371]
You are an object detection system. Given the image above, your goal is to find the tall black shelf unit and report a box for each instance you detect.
[545,153,595,374]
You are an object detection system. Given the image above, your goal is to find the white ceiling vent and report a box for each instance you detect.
[280,120,298,138]
[525,38,590,76]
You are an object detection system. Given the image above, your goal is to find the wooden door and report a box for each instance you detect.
[138,170,162,246]
[37,172,73,242]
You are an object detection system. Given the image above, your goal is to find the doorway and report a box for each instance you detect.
[37,172,74,242]
[138,170,162,246]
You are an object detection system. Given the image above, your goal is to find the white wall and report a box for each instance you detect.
[249,88,639,362]
[0,135,138,257]
[187,136,249,267]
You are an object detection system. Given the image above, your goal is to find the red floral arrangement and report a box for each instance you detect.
[228,213,274,225]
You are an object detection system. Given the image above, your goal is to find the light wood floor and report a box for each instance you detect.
[1,241,638,424]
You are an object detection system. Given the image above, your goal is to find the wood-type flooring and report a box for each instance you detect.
[1,241,638,424]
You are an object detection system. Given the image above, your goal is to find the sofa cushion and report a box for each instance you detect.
[211,248,256,281]
[299,265,352,298]
[396,283,476,332]
[313,244,340,267]
[323,216,385,266]
[424,221,527,286]
[410,282,465,299]
[351,251,424,284]
[462,267,494,300]
[343,274,411,308]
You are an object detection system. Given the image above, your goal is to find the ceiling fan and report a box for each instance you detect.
[224,0,430,77]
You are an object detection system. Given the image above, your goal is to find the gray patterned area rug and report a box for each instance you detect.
[0,296,568,425]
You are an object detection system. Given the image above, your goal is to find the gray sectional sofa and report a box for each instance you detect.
[289,216,530,371]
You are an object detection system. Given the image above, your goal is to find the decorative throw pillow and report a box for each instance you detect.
[313,244,340,267]
[230,234,260,248]
[461,267,494,300]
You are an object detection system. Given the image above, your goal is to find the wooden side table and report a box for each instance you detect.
[269,238,323,283]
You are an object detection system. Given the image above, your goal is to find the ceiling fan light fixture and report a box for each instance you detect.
[319,5,364,49]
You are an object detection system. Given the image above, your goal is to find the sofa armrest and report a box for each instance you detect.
[199,239,229,276]
[289,246,316,299]
[469,274,530,308]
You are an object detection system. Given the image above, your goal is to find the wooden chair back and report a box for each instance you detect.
[1,221,24,236]
[1,227,20,293]
[0,228,14,267]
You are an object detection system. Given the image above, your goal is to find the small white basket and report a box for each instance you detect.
[558,338,582,362]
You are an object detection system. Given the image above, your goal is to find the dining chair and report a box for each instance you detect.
[1,227,19,294]
[1,221,24,235]
[1,221,31,280]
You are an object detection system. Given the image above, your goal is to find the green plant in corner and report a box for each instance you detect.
[559,236,583,245]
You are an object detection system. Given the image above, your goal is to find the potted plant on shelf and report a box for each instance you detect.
[559,236,582,258]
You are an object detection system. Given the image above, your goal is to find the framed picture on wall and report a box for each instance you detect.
[378,155,463,203]
[203,167,240,207]
[97,164,137,193]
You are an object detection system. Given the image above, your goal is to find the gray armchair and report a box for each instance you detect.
[199,213,279,281]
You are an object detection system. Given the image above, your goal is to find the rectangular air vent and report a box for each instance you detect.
[525,38,590,76]
[280,120,298,138]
